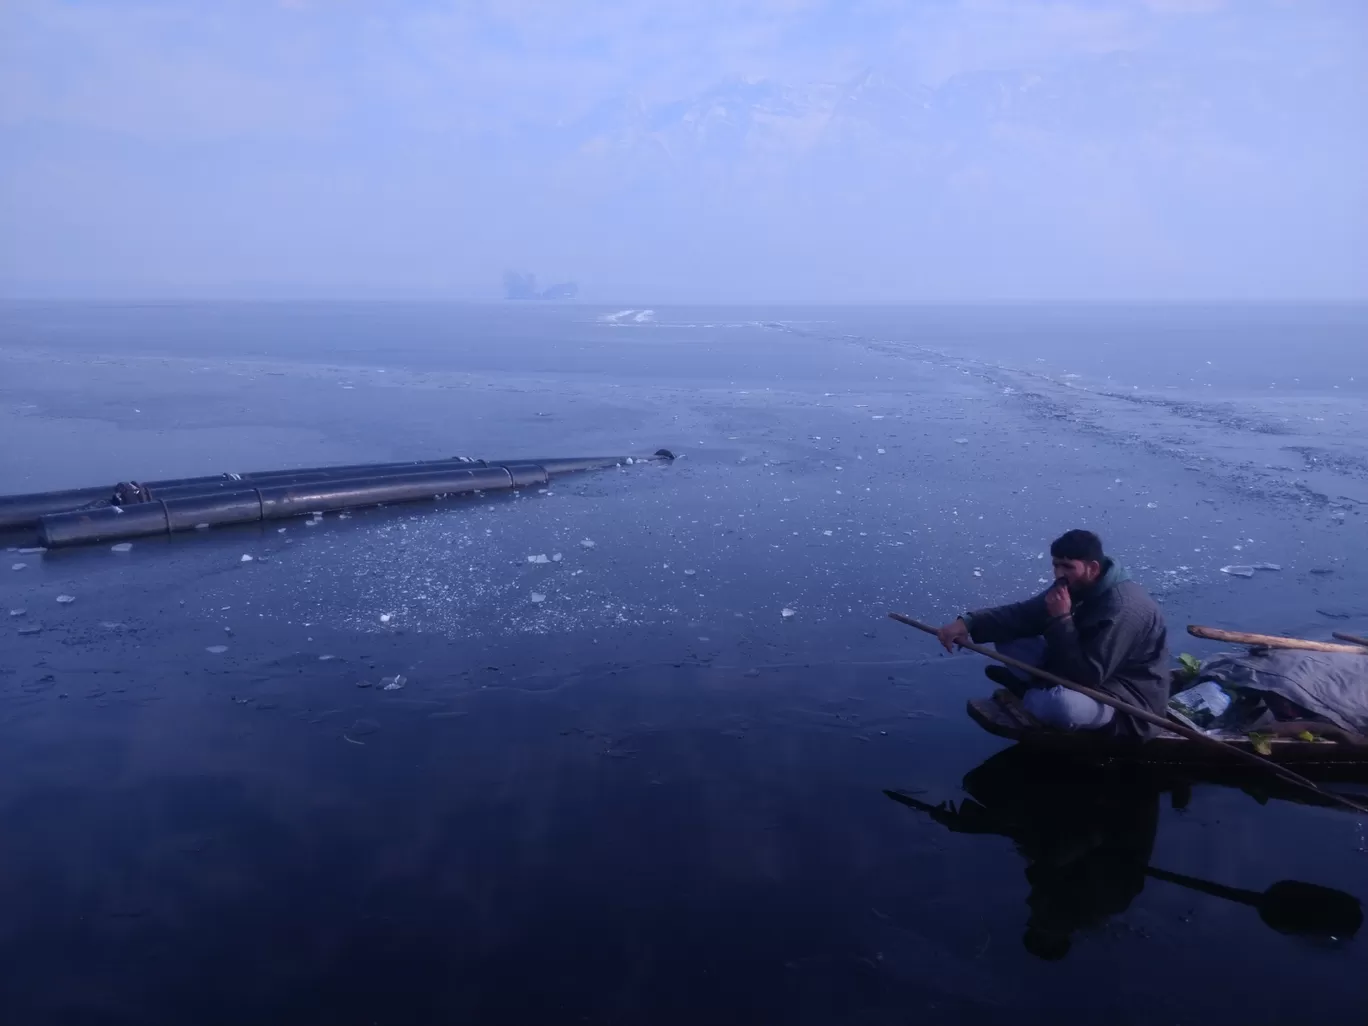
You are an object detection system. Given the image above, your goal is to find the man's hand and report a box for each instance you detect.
[1045,579,1072,619]
[936,618,970,652]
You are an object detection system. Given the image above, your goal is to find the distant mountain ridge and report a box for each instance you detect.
[548,53,1324,171]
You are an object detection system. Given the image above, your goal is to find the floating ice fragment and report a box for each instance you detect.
[551,553,563,562]
[531,593,547,604]
[781,608,796,618]
[954,438,969,445]
[240,554,254,562]
[9,608,25,617]
[380,613,393,623]
[56,594,75,604]
[580,538,596,548]
[206,645,229,654]
[10,563,25,571]
[195,523,210,530]
[626,457,634,465]
[527,554,550,564]
[823,530,833,537]
[1220,566,1256,578]
[319,654,336,661]
[1147,502,1159,509]
[380,675,407,691]
[877,448,886,454]
[111,542,132,553]
[683,569,696,576]
[17,547,44,554]
[1251,562,1282,571]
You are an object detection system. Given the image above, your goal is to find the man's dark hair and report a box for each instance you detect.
[1050,529,1104,564]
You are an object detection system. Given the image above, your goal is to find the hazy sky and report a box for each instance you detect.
[1,0,1364,301]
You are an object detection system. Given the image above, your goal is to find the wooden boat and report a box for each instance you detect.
[968,688,1368,769]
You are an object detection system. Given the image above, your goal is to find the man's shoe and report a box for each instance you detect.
[984,665,1022,690]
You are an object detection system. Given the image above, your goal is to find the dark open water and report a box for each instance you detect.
[1,302,1366,1024]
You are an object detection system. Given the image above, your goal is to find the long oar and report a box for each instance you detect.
[887,613,1368,816]
[1333,632,1368,648]
[1188,625,1367,654]
[1146,866,1362,939]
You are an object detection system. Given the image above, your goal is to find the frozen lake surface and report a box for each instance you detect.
[2,301,1366,1024]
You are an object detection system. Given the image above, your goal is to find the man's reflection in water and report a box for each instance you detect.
[886,749,1357,963]
[894,747,1159,959]
[887,747,1361,959]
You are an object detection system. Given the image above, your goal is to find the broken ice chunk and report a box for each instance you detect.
[56,594,75,604]
[1220,566,1256,578]
[380,613,393,623]
[527,554,550,564]
[380,675,407,691]
[1250,562,1282,571]
[579,539,596,548]
[111,542,132,553]
[954,438,969,445]
[240,554,254,562]
[781,608,796,618]
[683,569,696,576]
[551,553,564,562]
[531,592,547,604]
[10,563,25,571]
[206,645,229,654]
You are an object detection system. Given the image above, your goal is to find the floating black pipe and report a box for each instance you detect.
[39,466,528,548]
[0,486,118,530]
[33,450,675,548]
[143,457,630,502]
[0,452,669,530]
[0,458,478,529]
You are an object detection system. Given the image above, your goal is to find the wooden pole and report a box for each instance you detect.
[888,612,1368,816]
[1333,632,1368,648]
[1188,625,1368,654]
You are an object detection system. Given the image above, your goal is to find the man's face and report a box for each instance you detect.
[1051,557,1101,591]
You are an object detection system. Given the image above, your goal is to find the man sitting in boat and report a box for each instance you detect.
[936,529,1170,736]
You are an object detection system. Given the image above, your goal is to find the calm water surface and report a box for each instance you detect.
[1,302,1365,1024]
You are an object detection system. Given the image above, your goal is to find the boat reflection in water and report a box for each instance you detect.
[886,748,1363,961]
